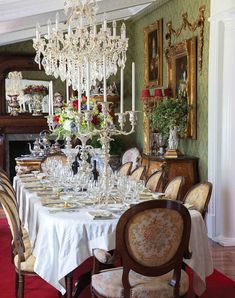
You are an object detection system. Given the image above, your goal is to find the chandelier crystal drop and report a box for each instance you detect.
[33,0,128,92]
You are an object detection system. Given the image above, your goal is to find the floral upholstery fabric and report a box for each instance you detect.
[164,178,182,201]
[146,172,162,192]
[184,184,210,213]
[130,167,145,182]
[92,267,189,298]
[119,162,132,176]
[125,209,183,267]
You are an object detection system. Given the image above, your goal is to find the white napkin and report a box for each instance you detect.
[87,210,113,220]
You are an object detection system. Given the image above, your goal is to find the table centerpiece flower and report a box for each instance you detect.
[23,84,49,116]
[48,96,114,142]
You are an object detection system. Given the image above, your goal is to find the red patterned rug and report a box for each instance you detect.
[0,217,235,297]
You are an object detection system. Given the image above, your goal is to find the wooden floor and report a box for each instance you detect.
[209,239,235,280]
[1,209,235,281]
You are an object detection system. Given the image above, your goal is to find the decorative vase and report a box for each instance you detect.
[164,126,182,158]
[31,94,43,116]
[8,94,19,116]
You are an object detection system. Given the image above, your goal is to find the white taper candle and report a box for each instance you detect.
[77,68,81,113]
[132,62,135,111]
[66,79,69,104]
[86,60,90,110]
[103,55,107,102]
[120,67,124,113]
[50,81,54,115]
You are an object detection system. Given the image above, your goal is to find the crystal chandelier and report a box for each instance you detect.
[33,0,128,93]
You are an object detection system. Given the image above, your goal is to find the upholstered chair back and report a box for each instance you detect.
[164,176,185,201]
[41,153,68,172]
[118,162,133,176]
[145,170,164,192]
[114,200,191,297]
[130,166,146,182]
[183,182,213,218]
[0,190,21,243]
[121,147,141,172]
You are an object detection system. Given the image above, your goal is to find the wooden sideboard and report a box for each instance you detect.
[141,154,199,199]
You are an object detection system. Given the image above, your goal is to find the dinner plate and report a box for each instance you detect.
[47,202,79,210]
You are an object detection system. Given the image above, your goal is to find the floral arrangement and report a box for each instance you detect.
[48,96,114,140]
[23,85,48,96]
[150,97,189,141]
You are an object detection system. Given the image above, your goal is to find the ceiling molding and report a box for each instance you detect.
[130,0,171,23]
[0,0,154,46]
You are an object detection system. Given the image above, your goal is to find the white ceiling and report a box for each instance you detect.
[0,0,155,46]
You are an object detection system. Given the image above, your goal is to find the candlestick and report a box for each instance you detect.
[86,60,90,110]
[103,55,107,102]
[132,62,135,111]
[120,67,124,113]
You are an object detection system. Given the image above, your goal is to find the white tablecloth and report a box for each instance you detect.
[14,176,213,296]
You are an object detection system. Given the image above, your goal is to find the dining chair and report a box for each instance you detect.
[182,182,213,219]
[164,176,185,201]
[121,147,141,172]
[0,172,18,206]
[129,166,146,182]
[91,200,191,298]
[0,190,71,298]
[118,162,133,176]
[41,153,68,172]
[145,170,164,192]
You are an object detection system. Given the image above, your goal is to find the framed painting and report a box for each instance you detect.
[167,37,197,139]
[144,19,163,87]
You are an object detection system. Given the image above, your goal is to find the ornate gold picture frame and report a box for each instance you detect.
[144,19,163,87]
[167,37,197,139]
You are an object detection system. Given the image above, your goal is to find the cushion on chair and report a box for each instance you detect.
[125,208,183,267]
[92,267,189,298]
[14,250,36,272]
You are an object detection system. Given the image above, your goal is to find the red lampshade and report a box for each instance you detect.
[154,88,163,98]
[141,89,150,98]
[164,88,170,97]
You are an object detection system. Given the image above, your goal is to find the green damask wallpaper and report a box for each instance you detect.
[126,0,210,180]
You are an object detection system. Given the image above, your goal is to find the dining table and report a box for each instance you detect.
[13,174,213,296]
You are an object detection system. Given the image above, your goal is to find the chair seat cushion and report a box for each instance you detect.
[92,267,189,298]
[14,250,36,273]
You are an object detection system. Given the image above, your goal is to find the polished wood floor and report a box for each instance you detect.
[209,239,235,280]
[1,209,235,281]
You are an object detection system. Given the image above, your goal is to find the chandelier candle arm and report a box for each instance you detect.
[120,67,124,113]
[132,62,135,111]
